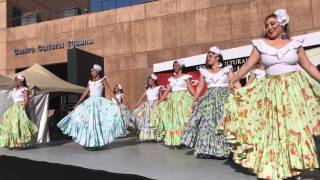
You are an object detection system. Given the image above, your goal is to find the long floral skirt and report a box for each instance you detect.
[131,100,161,141]
[182,87,230,158]
[151,91,192,146]
[218,71,320,179]
[118,104,135,136]
[0,102,38,148]
[57,96,125,147]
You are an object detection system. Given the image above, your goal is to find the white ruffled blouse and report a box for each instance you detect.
[168,74,192,92]
[199,65,233,88]
[252,39,303,76]
[88,77,106,97]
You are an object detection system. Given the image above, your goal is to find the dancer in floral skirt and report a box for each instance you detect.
[132,74,162,141]
[0,75,38,149]
[182,47,241,158]
[58,64,124,149]
[151,60,195,147]
[218,9,320,179]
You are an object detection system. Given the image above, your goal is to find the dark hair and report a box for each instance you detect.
[205,51,224,68]
[173,61,186,74]
[264,14,290,39]
[15,76,28,87]
[90,65,103,80]
[113,85,124,94]
[316,64,320,71]
[146,76,158,89]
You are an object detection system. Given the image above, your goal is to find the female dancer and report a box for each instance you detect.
[0,75,38,149]
[182,47,241,158]
[246,61,266,85]
[113,84,133,136]
[58,64,124,149]
[219,9,320,179]
[131,74,162,141]
[152,60,195,147]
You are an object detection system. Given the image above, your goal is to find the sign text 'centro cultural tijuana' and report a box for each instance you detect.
[14,39,94,55]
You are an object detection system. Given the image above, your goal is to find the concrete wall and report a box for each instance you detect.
[2,0,320,106]
[0,0,7,75]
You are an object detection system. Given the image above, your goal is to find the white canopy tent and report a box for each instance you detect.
[0,63,85,143]
[12,63,85,93]
[0,74,15,90]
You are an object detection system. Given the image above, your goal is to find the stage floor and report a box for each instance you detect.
[0,137,319,180]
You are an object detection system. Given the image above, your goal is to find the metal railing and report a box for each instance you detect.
[10,0,158,27]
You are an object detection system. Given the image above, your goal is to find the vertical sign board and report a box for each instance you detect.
[67,48,104,103]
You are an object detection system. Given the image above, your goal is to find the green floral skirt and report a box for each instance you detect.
[151,91,192,146]
[0,102,38,148]
[218,71,320,179]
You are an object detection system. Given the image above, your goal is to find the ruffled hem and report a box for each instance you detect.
[58,96,125,147]
[0,103,38,148]
[151,91,192,146]
[0,131,37,148]
[194,128,230,157]
[181,127,197,148]
[59,120,124,147]
[139,127,161,141]
[218,71,320,179]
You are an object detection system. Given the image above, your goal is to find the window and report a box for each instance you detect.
[90,0,157,12]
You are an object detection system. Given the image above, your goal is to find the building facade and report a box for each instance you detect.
[0,0,320,106]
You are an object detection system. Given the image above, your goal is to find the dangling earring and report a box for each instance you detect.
[218,62,223,68]
[281,32,287,39]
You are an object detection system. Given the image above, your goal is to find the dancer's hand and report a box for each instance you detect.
[228,81,235,93]
[191,99,196,110]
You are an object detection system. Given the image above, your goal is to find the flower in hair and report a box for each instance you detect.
[209,46,221,55]
[16,74,25,81]
[274,9,289,26]
[150,74,158,80]
[93,64,102,72]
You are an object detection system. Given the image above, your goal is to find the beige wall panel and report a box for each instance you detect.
[0,2,7,29]
[147,47,180,67]
[145,1,161,18]
[0,43,7,74]
[104,56,119,72]
[88,10,116,28]
[194,0,211,10]
[72,15,89,32]
[211,0,249,6]
[118,53,148,71]
[116,22,132,55]
[212,5,232,41]
[160,0,177,16]
[269,0,313,32]
[195,8,213,44]
[14,23,38,40]
[312,0,320,28]
[180,44,203,58]
[161,14,179,48]
[177,12,196,46]
[0,29,6,42]
[177,0,195,12]
[102,24,118,56]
